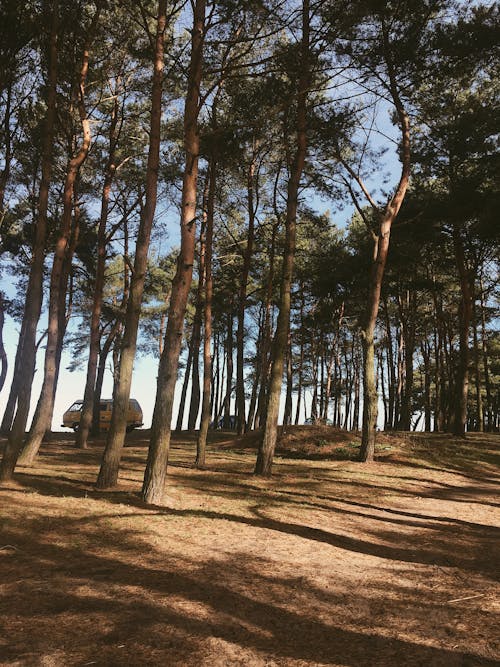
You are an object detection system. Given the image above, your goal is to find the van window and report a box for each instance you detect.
[68,401,83,412]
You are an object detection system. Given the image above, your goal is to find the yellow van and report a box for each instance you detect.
[62,398,143,432]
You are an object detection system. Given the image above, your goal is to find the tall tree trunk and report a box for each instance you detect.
[383,297,396,430]
[352,346,360,431]
[247,309,263,431]
[196,156,216,466]
[472,296,483,431]
[20,184,82,464]
[283,329,293,426]
[188,178,207,431]
[0,293,7,393]
[379,350,388,429]
[76,95,119,449]
[422,339,432,431]
[212,332,221,423]
[175,331,195,430]
[479,277,492,430]
[254,220,278,428]
[18,8,100,467]
[0,80,13,226]
[224,312,234,427]
[141,0,205,504]
[188,302,203,430]
[398,289,416,430]
[96,0,167,488]
[92,224,130,435]
[236,147,257,434]
[358,31,411,462]
[311,349,318,423]
[432,281,446,431]
[0,1,58,479]
[343,341,353,430]
[255,0,309,475]
[319,352,325,420]
[294,284,305,424]
[452,223,473,436]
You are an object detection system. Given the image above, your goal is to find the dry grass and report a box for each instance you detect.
[1,427,499,666]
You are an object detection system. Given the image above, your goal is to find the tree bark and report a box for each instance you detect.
[0,80,13,225]
[18,8,100,467]
[142,0,205,504]
[479,276,492,430]
[187,299,203,430]
[0,1,58,479]
[76,94,119,448]
[223,312,234,427]
[294,284,305,424]
[176,327,195,430]
[398,289,416,430]
[283,329,293,426]
[0,293,7,393]
[452,223,473,436]
[254,220,278,428]
[196,156,216,466]
[358,24,411,462]
[236,147,258,434]
[96,0,167,488]
[255,0,309,475]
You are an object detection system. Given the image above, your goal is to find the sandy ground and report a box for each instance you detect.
[0,428,499,666]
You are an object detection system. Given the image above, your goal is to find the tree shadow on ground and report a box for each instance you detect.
[0,510,497,667]
[5,469,500,579]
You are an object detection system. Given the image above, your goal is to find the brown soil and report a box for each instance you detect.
[1,427,499,666]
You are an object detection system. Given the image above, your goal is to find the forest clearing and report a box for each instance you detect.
[1,1,499,663]
[1,428,499,666]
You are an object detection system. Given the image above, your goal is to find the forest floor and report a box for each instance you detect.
[0,426,499,666]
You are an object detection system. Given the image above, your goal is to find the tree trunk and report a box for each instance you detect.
[358,33,411,462]
[472,296,483,431]
[196,156,216,466]
[422,340,432,431]
[212,333,221,423]
[283,329,293,426]
[188,301,203,430]
[398,289,416,430]
[76,101,119,448]
[254,220,278,428]
[255,0,309,475]
[0,1,58,479]
[294,284,305,425]
[383,297,396,430]
[432,281,446,431]
[224,312,234,427]
[96,0,167,489]
[352,346,360,431]
[187,176,207,432]
[18,8,99,467]
[0,293,7,393]
[0,83,12,222]
[142,0,205,504]
[311,349,318,423]
[247,309,263,431]
[236,147,257,434]
[479,277,492,430]
[20,185,82,464]
[452,223,473,436]
[175,330,195,430]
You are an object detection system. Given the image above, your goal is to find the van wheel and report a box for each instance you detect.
[72,423,80,432]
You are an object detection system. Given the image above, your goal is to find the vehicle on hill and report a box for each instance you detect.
[62,398,143,432]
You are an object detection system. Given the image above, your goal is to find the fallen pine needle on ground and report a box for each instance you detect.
[0,428,499,666]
